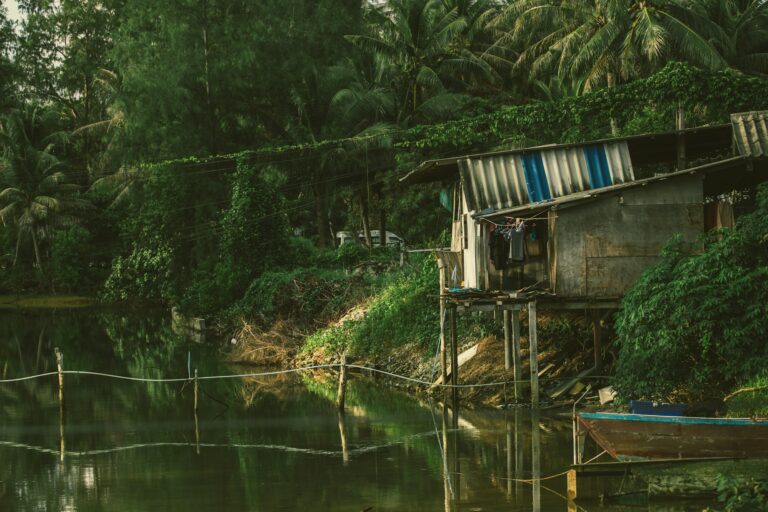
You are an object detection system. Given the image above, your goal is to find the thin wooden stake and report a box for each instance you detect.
[55,348,64,409]
[337,354,347,412]
[512,308,522,401]
[194,368,199,412]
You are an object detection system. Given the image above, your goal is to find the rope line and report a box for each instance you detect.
[0,364,611,389]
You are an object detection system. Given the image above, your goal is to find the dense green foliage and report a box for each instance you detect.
[613,184,768,402]
[303,256,441,356]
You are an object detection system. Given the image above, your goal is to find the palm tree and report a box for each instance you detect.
[0,105,82,273]
[288,60,395,247]
[347,0,497,125]
[700,0,768,76]
[493,0,725,91]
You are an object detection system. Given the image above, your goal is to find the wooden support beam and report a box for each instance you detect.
[528,301,539,406]
[512,309,522,401]
[503,309,512,370]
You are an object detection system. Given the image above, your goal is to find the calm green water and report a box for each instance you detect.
[0,309,711,511]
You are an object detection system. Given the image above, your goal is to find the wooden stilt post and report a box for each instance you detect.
[503,309,512,370]
[440,299,447,387]
[506,413,513,499]
[337,354,347,412]
[55,348,64,409]
[528,301,539,406]
[194,368,199,412]
[449,305,459,404]
[512,307,522,401]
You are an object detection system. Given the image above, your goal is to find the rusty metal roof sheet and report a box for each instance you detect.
[460,141,634,212]
[731,111,768,157]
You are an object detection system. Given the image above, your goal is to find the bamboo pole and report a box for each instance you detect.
[337,354,347,412]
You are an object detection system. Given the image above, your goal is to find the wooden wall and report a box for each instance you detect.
[552,174,704,298]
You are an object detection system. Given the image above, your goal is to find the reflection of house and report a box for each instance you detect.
[401,111,768,403]
[336,230,404,248]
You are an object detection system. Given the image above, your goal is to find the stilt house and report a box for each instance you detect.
[400,111,768,402]
[402,111,768,303]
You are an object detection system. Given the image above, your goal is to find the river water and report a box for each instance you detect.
[0,308,713,511]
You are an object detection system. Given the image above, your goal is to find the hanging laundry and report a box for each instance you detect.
[716,201,735,229]
[489,228,510,269]
[509,230,525,261]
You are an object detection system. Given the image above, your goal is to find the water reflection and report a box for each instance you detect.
[1,309,719,511]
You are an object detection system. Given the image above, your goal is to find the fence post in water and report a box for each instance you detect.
[528,301,539,406]
[55,348,64,410]
[194,368,199,412]
[337,354,347,412]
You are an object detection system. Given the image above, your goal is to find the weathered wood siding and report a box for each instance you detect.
[553,174,704,298]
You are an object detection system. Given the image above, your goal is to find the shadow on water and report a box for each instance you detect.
[0,309,717,511]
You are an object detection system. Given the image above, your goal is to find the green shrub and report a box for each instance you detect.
[727,373,768,418]
[102,243,174,302]
[50,226,93,291]
[613,184,768,401]
[303,256,439,356]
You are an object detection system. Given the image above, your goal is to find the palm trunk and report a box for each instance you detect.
[314,181,331,248]
[31,228,42,274]
[607,72,619,136]
[377,185,387,249]
[12,232,21,268]
[358,191,372,249]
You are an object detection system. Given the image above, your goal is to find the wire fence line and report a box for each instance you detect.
[0,429,445,459]
[0,363,612,389]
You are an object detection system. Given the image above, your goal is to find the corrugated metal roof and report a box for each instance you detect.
[732,111,768,157]
[460,141,634,212]
[474,156,748,219]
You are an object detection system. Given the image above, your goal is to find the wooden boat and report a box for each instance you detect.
[578,412,768,460]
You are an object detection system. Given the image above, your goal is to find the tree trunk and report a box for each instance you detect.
[607,72,619,136]
[31,228,43,274]
[358,191,372,249]
[201,0,217,154]
[377,184,387,249]
[314,181,332,248]
[12,231,21,268]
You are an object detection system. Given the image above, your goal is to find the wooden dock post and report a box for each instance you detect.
[512,307,522,400]
[337,354,348,412]
[528,301,539,405]
[55,348,64,409]
[449,304,459,404]
[193,368,199,412]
